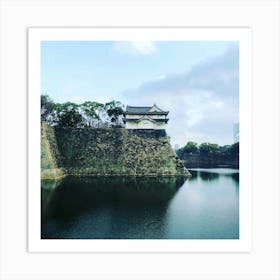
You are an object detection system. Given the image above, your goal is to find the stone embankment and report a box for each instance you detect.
[41,122,191,180]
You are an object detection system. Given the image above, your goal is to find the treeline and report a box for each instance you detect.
[41,95,125,128]
[177,141,239,168]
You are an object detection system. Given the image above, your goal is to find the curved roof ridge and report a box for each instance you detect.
[126,104,169,114]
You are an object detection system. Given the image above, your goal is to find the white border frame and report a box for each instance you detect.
[1,1,279,279]
[28,27,252,253]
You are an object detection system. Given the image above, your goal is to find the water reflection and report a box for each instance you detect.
[41,180,63,222]
[41,176,185,239]
[200,171,219,181]
[230,172,239,184]
[166,169,239,239]
[41,169,239,239]
[189,169,239,184]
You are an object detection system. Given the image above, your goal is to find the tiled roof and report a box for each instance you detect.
[126,106,151,114]
[126,118,169,123]
[125,105,169,115]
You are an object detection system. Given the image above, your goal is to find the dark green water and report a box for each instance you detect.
[41,168,239,239]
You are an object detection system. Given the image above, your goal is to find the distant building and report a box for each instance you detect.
[174,144,179,151]
[124,104,169,130]
[233,123,239,143]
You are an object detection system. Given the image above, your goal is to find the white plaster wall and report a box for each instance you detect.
[125,114,145,119]
[154,122,166,129]
[150,115,166,120]
[139,120,154,129]
[125,121,139,129]
[126,120,166,130]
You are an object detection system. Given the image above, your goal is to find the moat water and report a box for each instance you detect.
[41,168,239,239]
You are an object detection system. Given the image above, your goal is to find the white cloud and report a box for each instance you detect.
[186,109,204,127]
[154,74,166,80]
[121,45,239,147]
[114,41,157,55]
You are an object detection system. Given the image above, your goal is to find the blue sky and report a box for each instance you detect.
[41,40,239,147]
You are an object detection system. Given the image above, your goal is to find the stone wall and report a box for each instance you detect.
[41,123,191,179]
[41,122,66,180]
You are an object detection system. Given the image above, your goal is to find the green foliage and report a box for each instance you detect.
[184,141,198,154]
[199,142,219,155]
[41,95,125,128]
[104,100,124,125]
[41,95,55,123]
[177,141,239,168]
[80,101,104,127]
[229,142,239,156]
[177,141,198,158]
[53,102,84,128]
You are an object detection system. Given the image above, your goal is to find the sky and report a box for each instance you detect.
[41,40,239,148]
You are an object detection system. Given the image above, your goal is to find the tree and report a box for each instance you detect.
[41,95,55,124]
[104,100,124,126]
[219,145,231,154]
[199,143,219,155]
[177,141,198,158]
[53,102,84,128]
[183,142,198,154]
[177,140,239,168]
[80,101,104,127]
[229,142,239,156]
[41,96,126,128]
